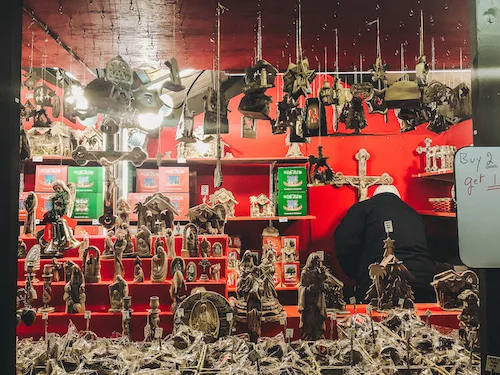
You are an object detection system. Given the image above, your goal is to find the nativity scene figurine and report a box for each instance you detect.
[249,194,275,218]
[187,203,226,235]
[209,188,239,218]
[134,193,179,235]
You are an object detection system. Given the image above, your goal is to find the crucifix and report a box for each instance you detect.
[416,138,439,173]
[333,148,393,201]
[72,116,148,228]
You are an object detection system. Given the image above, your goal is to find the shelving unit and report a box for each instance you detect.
[417,210,456,218]
[411,169,454,182]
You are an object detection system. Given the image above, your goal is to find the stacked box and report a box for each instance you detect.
[36,193,55,220]
[72,192,104,219]
[276,166,308,216]
[166,192,190,219]
[35,166,68,192]
[68,166,104,193]
[158,167,190,192]
[136,169,159,193]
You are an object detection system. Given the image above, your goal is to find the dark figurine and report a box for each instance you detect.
[308,145,335,185]
[298,252,328,340]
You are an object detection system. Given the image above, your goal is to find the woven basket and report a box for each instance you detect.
[428,198,456,213]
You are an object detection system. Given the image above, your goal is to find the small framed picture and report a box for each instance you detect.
[282,262,300,287]
[262,236,282,258]
[241,116,257,139]
[281,236,299,251]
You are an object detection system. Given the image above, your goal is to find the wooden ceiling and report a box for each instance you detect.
[22,0,470,83]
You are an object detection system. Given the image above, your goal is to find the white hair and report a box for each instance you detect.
[373,185,401,198]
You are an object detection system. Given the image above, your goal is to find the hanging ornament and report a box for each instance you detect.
[365,18,389,117]
[203,85,229,135]
[238,10,278,121]
[275,93,299,134]
[415,10,430,88]
[308,145,335,185]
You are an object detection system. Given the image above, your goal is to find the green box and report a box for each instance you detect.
[277,191,307,216]
[68,167,104,193]
[277,166,307,192]
[72,192,104,219]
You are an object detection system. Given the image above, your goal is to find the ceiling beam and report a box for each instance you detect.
[23,6,97,79]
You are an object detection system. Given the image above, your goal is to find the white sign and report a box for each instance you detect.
[226,313,233,322]
[178,308,184,317]
[122,310,130,319]
[349,297,356,305]
[424,309,432,317]
[384,220,393,233]
[279,217,289,223]
[92,219,99,225]
[285,328,294,338]
[32,156,43,162]
[201,185,209,196]
[455,146,500,267]
[316,251,324,261]
[398,298,405,307]
[329,312,337,320]
[279,316,287,325]
[486,355,500,373]
[42,312,49,320]
[177,157,187,164]
[366,305,373,315]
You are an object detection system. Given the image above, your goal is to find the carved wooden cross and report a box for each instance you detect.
[333,148,394,201]
[436,145,456,170]
[416,138,439,173]
[72,116,147,228]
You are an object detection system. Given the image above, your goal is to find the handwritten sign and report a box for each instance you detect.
[455,147,500,267]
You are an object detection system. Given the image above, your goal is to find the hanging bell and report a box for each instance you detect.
[163,57,185,92]
[318,81,335,106]
[176,102,197,143]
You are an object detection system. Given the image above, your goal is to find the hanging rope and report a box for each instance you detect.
[334,28,339,78]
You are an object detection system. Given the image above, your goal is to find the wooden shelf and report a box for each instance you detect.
[229,285,298,293]
[411,169,454,182]
[417,210,456,218]
[226,215,316,222]
[143,157,308,167]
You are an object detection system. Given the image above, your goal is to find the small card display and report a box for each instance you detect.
[136,169,159,193]
[158,167,190,192]
[35,165,68,192]
[68,167,103,193]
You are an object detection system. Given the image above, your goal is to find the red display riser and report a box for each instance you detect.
[19,235,229,259]
[16,304,460,342]
[18,256,228,282]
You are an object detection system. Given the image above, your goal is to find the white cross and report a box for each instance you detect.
[416,138,439,173]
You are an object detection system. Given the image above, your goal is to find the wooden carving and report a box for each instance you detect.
[82,246,101,283]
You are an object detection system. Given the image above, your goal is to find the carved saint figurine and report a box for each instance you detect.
[170,270,187,314]
[109,275,129,312]
[165,228,176,258]
[113,232,126,279]
[23,192,37,236]
[63,264,86,313]
[82,246,101,283]
[199,258,211,281]
[51,258,63,282]
[116,197,131,228]
[151,245,168,283]
[18,239,27,258]
[136,225,152,257]
[200,237,211,258]
[182,223,199,257]
[133,256,145,283]
[102,230,115,258]
[210,263,221,282]
[122,296,133,339]
[298,252,328,340]
[39,264,55,313]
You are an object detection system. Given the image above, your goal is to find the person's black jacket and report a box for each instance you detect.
[334,192,436,302]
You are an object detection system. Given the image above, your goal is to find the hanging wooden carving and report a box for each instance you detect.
[302,98,327,137]
[203,86,229,135]
[308,145,335,185]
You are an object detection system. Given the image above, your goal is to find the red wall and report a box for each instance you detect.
[147,75,473,281]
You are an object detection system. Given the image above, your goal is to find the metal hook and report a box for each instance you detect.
[129,0,134,10]
[138,15,142,26]
[101,10,105,19]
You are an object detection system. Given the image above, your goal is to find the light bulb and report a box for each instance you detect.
[137,112,163,131]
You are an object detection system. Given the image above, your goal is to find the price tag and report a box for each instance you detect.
[178,308,184,318]
[316,251,325,261]
[398,298,405,307]
[25,92,33,99]
[366,305,373,315]
[330,312,337,320]
[424,309,432,317]
[92,219,99,225]
[285,328,294,338]
[35,219,40,225]
[201,185,209,196]
[144,324,151,339]
[155,327,163,339]
[384,220,393,233]
[42,312,49,320]
[279,217,289,223]
[349,297,356,305]
[486,356,500,373]
[84,311,91,319]
[177,157,187,164]
[122,310,130,319]
[279,316,287,325]
[32,156,43,162]
[226,312,233,322]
